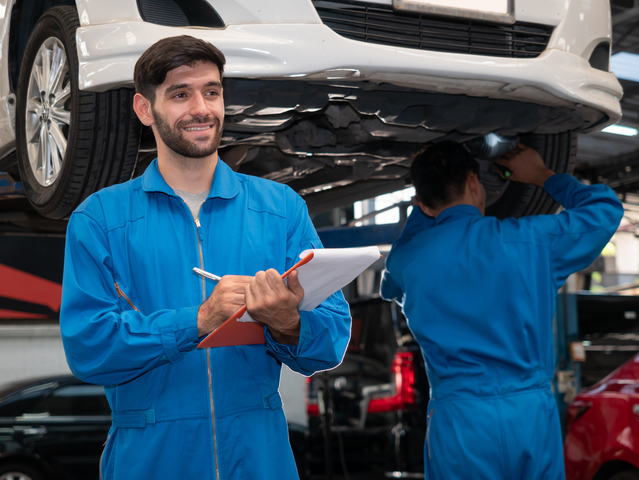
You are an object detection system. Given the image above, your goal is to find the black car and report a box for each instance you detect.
[302,296,429,480]
[0,375,111,480]
[577,293,639,388]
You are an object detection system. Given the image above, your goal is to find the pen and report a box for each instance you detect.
[193,267,222,282]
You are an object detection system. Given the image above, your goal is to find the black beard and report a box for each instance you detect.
[152,110,222,159]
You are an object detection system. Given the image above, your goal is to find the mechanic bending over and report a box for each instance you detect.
[381,142,623,480]
[59,35,351,480]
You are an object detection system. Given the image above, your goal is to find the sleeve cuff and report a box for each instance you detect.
[264,313,317,358]
[264,327,300,357]
[159,305,201,363]
[543,172,573,193]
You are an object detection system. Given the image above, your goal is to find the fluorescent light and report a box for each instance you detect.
[611,52,639,82]
[602,124,639,136]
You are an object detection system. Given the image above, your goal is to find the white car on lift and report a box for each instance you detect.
[0,0,622,221]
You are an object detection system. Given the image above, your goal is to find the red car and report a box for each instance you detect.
[564,353,639,480]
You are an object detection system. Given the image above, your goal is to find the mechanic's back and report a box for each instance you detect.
[381,142,623,480]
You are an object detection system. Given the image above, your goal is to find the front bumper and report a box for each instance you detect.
[76,21,621,132]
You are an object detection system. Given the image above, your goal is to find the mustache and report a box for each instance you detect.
[177,116,221,129]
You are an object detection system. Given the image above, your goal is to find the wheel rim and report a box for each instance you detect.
[477,158,509,208]
[0,472,35,480]
[24,36,71,187]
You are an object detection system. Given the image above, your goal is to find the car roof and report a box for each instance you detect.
[0,374,82,400]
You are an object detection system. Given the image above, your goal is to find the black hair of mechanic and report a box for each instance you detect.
[410,141,555,217]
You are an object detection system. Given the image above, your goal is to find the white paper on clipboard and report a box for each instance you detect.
[236,246,381,322]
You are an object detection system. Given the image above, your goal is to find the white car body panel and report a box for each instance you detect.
[0,0,623,166]
[0,0,15,157]
[75,22,621,125]
[78,0,322,25]
[551,0,612,58]
[76,0,142,25]
[70,0,621,130]
[0,96,15,160]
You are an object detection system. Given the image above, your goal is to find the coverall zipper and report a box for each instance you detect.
[195,216,221,480]
[115,283,139,312]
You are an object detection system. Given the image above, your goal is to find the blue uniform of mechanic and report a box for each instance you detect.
[60,36,351,479]
[381,142,623,480]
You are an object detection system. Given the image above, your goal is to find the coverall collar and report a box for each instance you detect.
[401,207,432,238]
[141,157,240,200]
[435,204,482,225]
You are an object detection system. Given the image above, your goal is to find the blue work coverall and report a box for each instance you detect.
[381,174,623,479]
[60,159,351,479]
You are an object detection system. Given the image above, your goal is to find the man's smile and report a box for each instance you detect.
[184,125,213,132]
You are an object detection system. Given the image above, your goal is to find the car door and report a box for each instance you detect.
[15,382,111,480]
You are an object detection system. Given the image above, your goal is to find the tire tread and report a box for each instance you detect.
[15,6,140,219]
[486,131,577,218]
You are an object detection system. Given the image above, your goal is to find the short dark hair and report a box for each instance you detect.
[410,141,479,210]
[134,35,226,103]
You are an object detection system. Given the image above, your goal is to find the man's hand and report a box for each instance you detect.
[197,275,253,337]
[245,269,304,345]
[495,143,555,187]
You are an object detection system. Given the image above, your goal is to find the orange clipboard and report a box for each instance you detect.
[197,251,315,348]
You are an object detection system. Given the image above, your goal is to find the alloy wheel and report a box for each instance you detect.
[0,473,37,480]
[24,36,71,187]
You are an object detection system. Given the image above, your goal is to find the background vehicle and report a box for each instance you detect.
[577,294,639,388]
[0,375,111,480]
[564,353,639,480]
[303,296,429,479]
[0,0,623,225]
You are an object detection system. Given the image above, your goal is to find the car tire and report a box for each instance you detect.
[485,131,577,219]
[0,463,44,480]
[610,471,639,480]
[15,6,141,219]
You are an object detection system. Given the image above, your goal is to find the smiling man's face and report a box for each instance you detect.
[150,61,224,159]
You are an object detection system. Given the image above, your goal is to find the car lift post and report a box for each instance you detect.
[554,273,581,436]
[318,371,334,480]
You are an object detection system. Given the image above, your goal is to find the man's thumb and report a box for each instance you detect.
[287,270,305,298]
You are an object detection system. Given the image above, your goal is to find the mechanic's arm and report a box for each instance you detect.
[495,143,555,187]
[497,144,624,285]
[380,269,403,302]
[60,211,248,386]
[257,272,350,377]
[380,205,435,302]
[255,194,351,376]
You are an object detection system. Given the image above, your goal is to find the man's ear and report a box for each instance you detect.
[415,197,435,217]
[133,93,154,127]
[467,172,481,196]
[467,172,486,211]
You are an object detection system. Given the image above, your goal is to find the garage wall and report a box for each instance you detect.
[0,324,309,425]
[280,366,308,427]
[0,325,71,385]
[615,231,639,275]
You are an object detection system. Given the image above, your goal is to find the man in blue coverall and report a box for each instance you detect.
[381,141,623,479]
[60,36,351,479]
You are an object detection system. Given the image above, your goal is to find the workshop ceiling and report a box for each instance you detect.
[578,0,639,201]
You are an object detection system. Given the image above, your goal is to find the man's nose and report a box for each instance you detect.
[188,93,209,116]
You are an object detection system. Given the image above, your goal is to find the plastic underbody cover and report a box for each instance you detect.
[220,78,602,193]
